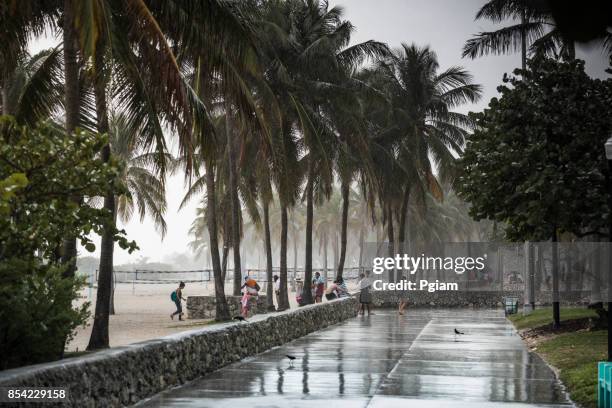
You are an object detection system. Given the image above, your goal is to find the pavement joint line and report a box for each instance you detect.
[363,318,432,407]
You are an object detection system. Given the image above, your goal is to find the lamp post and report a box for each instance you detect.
[605,136,612,361]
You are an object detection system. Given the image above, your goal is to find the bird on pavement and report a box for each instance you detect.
[286,354,296,366]
[233,316,247,322]
[453,328,465,342]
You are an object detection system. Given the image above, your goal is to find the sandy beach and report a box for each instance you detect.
[67,280,356,352]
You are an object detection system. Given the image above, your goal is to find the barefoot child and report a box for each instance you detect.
[170,282,186,321]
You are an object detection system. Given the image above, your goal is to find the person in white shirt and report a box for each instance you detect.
[273,275,281,309]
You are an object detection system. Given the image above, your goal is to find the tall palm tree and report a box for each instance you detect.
[253,0,388,304]
[104,112,170,315]
[89,0,263,335]
[363,44,481,281]
[86,4,199,349]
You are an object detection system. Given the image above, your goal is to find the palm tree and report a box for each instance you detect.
[86,3,200,349]
[462,0,612,65]
[253,0,388,304]
[105,112,170,315]
[111,113,170,237]
[0,48,63,123]
[363,44,481,281]
[89,0,263,335]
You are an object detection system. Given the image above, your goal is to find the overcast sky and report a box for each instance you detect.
[31,1,610,265]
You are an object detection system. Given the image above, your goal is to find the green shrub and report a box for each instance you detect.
[0,259,89,369]
[0,117,137,369]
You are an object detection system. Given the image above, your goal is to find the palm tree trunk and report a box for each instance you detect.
[292,229,297,289]
[332,230,338,274]
[323,231,328,284]
[302,166,314,305]
[336,181,350,280]
[110,203,118,315]
[358,225,365,272]
[387,203,396,282]
[221,240,229,281]
[109,270,115,315]
[60,0,81,278]
[205,161,230,321]
[552,226,560,329]
[278,203,290,310]
[565,42,576,60]
[88,52,113,350]
[398,185,411,252]
[1,73,10,115]
[226,107,242,296]
[521,8,527,71]
[263,201,275,311]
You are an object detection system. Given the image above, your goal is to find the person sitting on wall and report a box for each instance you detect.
[325,278,348,300]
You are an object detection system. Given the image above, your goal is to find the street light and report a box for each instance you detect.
[605,136,612,361]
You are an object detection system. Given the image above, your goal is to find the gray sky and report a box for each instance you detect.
[31,1,610,264]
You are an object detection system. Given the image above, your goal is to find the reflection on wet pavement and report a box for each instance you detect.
[136,309,572,407]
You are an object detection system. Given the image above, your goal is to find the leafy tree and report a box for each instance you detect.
[459,58,612,240]
[0,117,136,368]
[458,57,612,326]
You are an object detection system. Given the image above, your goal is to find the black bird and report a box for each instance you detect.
[286,354,296,366]
[233,316,247,322]
[454,328,464,335]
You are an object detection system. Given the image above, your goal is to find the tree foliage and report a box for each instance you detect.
[0,117,137,258]
[458,58,612,240]
[0,117,137,368]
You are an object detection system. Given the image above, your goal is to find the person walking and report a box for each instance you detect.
[312,272,325,303]
[398,275,409,315]
[358,271,373,316]
[241,275,260,317]
[170,282,186,321]
[273,275,280,309]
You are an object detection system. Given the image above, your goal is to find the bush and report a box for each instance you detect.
[0,260,89,369]
[0,117,136,369]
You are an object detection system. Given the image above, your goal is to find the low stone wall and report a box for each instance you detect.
[0,297,357,407]
[370,289,592,308]
[370,290,515,308]
[187,295,269,319]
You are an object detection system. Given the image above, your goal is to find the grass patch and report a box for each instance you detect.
[537,330,607,408]
[508,307,598,330]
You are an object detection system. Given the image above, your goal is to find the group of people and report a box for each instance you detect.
[272,272,350,307]
[170,271,408,320]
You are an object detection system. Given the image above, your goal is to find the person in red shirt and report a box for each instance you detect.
[240,274,260,317]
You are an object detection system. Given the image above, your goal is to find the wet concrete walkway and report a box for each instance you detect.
[137,309,572,407]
